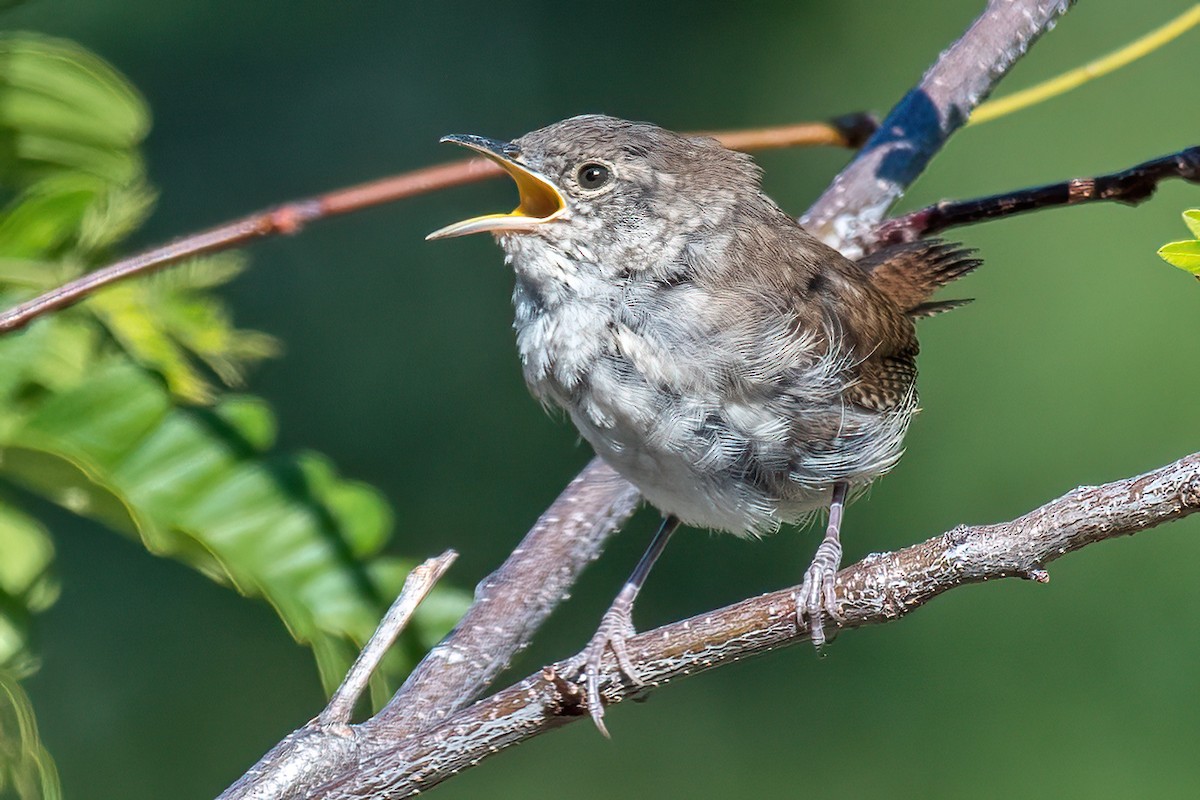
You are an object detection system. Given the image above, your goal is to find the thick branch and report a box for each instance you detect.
[801,0,1075,256]
[315,451,1200,799]
[216,459,639,800]
[869,145,1200,248]
[369,459,639,733]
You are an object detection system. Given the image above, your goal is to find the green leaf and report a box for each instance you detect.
[0,32,467,724]
[1157,239,1200,274]
[87,254,281,403]
[0,504,58,614]
[0,360,465,692]
[0,303,99,419]
[0,672,61,800]
[1183,209,1200,239]
[0,258,74,291]
[77,180,156,253]
[0,175,105,259]
[0,34,149,186]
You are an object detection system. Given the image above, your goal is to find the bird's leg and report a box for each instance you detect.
[796,481,848,648]
[577,514,680,736]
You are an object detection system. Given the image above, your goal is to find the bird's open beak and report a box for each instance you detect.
[426,134,567,240]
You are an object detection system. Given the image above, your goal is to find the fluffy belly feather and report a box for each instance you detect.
[557,354,913,538]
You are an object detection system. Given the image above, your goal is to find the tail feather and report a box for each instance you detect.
[906,298,974,319]
[858,239,982,316]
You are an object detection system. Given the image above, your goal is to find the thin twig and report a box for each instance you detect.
[801,0,1075,256]
[703,112,879,151]
[0,117,868,337]
[311,451,1200,799]
[869,146,1200,248]
[318,551,458,729]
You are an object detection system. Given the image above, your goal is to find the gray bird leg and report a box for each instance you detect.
[796,481,848,647]
[580,514,680,736]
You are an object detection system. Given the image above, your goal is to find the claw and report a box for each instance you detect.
[797,483,848,648]
[570,516,680,735]
[796,544,843,647]
[577,602,643,735]
[586,670,611,738]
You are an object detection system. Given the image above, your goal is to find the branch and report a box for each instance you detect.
[318,551,458,729]
[313,452,1200,799]
[370,459,639,734]
[216,459,640,800]
[702,112,879,152]
[801,0,1075,257]
[0,116,873,336]
[869,145,1200,248]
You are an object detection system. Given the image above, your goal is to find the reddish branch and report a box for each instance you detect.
[6,118,1198,340]
[0,116,874,336]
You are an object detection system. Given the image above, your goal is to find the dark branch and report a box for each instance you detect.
[870,145,1200,248]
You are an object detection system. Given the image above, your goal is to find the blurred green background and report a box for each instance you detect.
[5,0,1200,797]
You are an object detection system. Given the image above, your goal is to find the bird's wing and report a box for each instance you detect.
[765,232,922,414]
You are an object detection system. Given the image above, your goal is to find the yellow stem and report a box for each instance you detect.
[970,4,1200,125]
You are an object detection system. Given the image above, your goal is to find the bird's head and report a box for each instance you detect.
[427,115,767,273]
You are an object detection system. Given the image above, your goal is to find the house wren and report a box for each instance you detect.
[428,114,979,732]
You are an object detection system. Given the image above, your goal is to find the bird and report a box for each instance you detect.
[428,114,980,732]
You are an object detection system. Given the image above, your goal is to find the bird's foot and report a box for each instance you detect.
[796,536,845,648]
[572,599,644,737]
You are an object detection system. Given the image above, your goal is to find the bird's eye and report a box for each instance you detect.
[576,162,611,190]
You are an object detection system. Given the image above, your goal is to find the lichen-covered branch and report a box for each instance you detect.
[314,451,1200,800]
